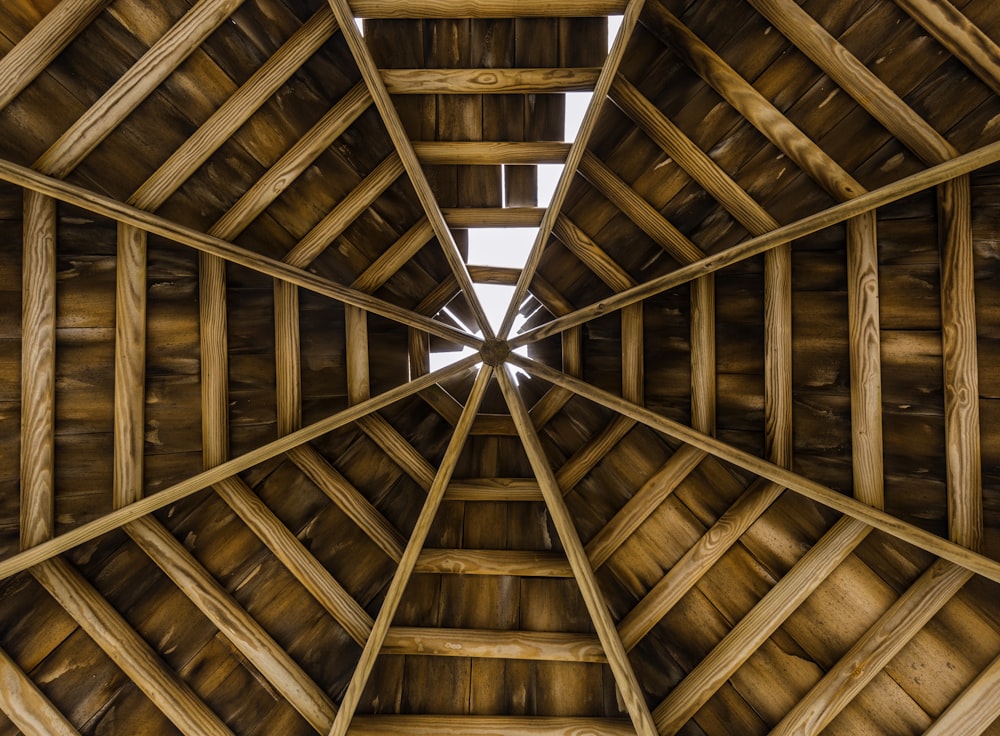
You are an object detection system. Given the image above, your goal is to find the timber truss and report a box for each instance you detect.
[2,0,1000,734]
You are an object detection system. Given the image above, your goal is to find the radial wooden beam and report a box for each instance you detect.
[327,365,492,736]
[511,355,1000,584]
[382,628,606,662]
[20,191,56,550]
[413,141,571,164]
[33,0,245,178]
[349,0,624,17]
[381,67,601,94]
[0,646,78,736]
[326,0,494,339]
[32,559,234,736]
[924,650,1000,735]
[0,356,479,581]
[0,0,110,111]
[770,560,973,736]
[415,549,572,576]
[126,516,339,732]
[651,517,871,734]
[508,138,1000,347]
[497,367,658,736]
[893,0,1000,98]
[347,716,634,736]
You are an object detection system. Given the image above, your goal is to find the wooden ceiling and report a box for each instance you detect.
[1,0,1000,734]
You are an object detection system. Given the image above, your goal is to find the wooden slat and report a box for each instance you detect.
[585,445,706,569]
[622,303,644,404]
[0,0,110,111]
[0,356,480,581]
[0,646,78,736]
[690,273,716,436]
[345,305,370,404]
[893,0,1000,98]
[651,517,871,734]
[20,190,56,549]
[442,207,546,227]
[415,549,572,576]
[939,175,982,549]
[350,1,624,17]
[511,355,1000,584]
[199,252,229,468]
[382,628,605,662]
[357,414,435,490]
[274,280,302,436]
[347,716,634,735]
[32,559,233,736]
[350,218,434,294]
[770,560,973,736]
[327,366,492,736]
[382,67,600,94]
[444,477,544,501]
[126,516,338,732]
[553,216,635,292]
[555,415,636,492]
[924,651,1000,735]
[467,264,521,284]
[130,5,339,210]
[413,141,570,164]
[213,476,372,645]
[33,0,245,177]
[113,223,147,508]
[763,244,791,465]
[497,367,658,736]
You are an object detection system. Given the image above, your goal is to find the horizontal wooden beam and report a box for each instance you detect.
[0,646,78,735]
[444,478,543,502]
[382,627,606,662]
[415,549,573,577]
[347,716,635,736]
[381,67,601,94]
[350,1,624,17]
[413,141,570,164]
[443,207,546,227]
[467,264,522,285]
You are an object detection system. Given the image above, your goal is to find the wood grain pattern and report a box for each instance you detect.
[555,415,636,492]
[690,273,716,436]
[347,716,635,735]
[442,207,546,227]
[350,218,434,294]
[273,280,302,436]
[444,477,544,501]
[357,413,435,489]
[345,305,370,404]
[923,650,1000,735]
[0,645,78,735]
[383,628,606,662]
[351,1,624,17]
[622,303,644,404]
[553,216,635,292]
[763,244,792,466]
[382,67,600,94]
[413,141,570,164]
[199,251,229,468]
[415,549,573,576]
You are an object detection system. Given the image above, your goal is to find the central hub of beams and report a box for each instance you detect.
[479,339,511,367]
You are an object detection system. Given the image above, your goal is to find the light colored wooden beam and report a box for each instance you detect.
[555,415,636,492]
[20,190,56,549]
[893,0,1000,98]
[690,273,716,436]
[467,264,521,284]
[770,560,972,736]
[442,207,546,228]
[273,280,301,436]
[33,0,245,178]
[763,244,792,465]
[345,305,370,404]
[415,549,573,577]
[347,716,635,736]
[553,216,635,292]
[113,223,147,508]
[32,559,234,736]
[350,218,434,294]
[381,67,600,94]
[939,175,982,550]
[126,516,338,732]
[0,646,78,736]
[622,303,644,404]
[511,354,1000,584]
[413,141,571,165]
[0,355,479,581]
[651,517,871,734]
[924,650,1000,735]
[199,252,229,468]
[382,628,606,662]
[444,478,544,502]
[357,414,435,490]
[497,367,658,736]
[327,366,492,736]
[0,0,110,111]
[350,0,624,17]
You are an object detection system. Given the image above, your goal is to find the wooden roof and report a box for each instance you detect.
[1,0,1000,733]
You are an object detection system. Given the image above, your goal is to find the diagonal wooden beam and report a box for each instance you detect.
[924,649,1000,735]
[0,355,479,581]
[497,366,657,736]
[325,0,494,339]
[508,138,1000,347]
[0,645,79,735]
[350,218,434,294]
[0,0,110,111]
[33,0,245,178]
[555,415,636,493]
[357,414,436,490]
[327,365,492,736]
[349,0,625,17]
[414,549,571,576]
[381,67,601,94]
[770,559,973,736]
[511,354,1000,584]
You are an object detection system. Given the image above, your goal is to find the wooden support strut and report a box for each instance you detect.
[0,646,79,736]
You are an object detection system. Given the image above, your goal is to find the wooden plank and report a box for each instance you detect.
[770,559,973,736]
[0,356,479,581]
[555,415,636,492]
[357,413,435,490]
[113,222,147,508]
[20,190,56,549]
[213,476,372,645]
[690,274,716,436]
[893,0,1000,97]
[351,1,623,17]
[199,252,229,468]
[764,244,791,466]
[32,558,234,736]
[0,645,78,736]
[939,175,982,549]
[350,218,434,294]
[126,516,338,732]
[33,0,245,178]
[585,444,706,569]
[553,216,635,292]
[497,367,658,736]
[622,303,644,404]
[846,212,885,507]
[415,549,573,576]
[382,628,606,662]
[413,141,570,164]
[130,5,339,211]
[651,517,871,734]
[467,265,521,284]
[327,365,492,736]
[511,354,1000,584]
[0,0,110,111]
[442,207,546,227]
[347,716,634,735]
[345,305,370,404]
[444,477,543,501]
[381,67,601,94]
[924,650,1000,735]
[274,280,301,436]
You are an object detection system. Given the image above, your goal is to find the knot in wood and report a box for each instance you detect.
[479,339,511,367]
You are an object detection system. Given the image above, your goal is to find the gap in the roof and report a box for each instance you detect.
[564,91,591,142]
[468,228,535,269]
[607,15,623,51]
[428,344,479,372]
[354,17,365,36]
[537,164,563,207]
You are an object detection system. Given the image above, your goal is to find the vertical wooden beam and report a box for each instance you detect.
[622,303,644,404]
[0,646,78,736]
[327,366,492,736]
[20,190,56,549]
[199,252,229,468]
[346,305,370,404]
[690,274,716,436]
[497,367,658,736]
[274,280,301,436]
[763,246,792,466]
[113,223,147,509]
[939,175,982,550]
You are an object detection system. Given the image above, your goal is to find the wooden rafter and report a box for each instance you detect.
[381,67,600,94]
[0,646,78,736]
[382,628,606,662]
[444,477,543,502]
[924,650,1000,735]
[412,141,570,164]
[346,716,634,735]
[442,207,546,227]
[349,1,625,18]
[414,549,572,576]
